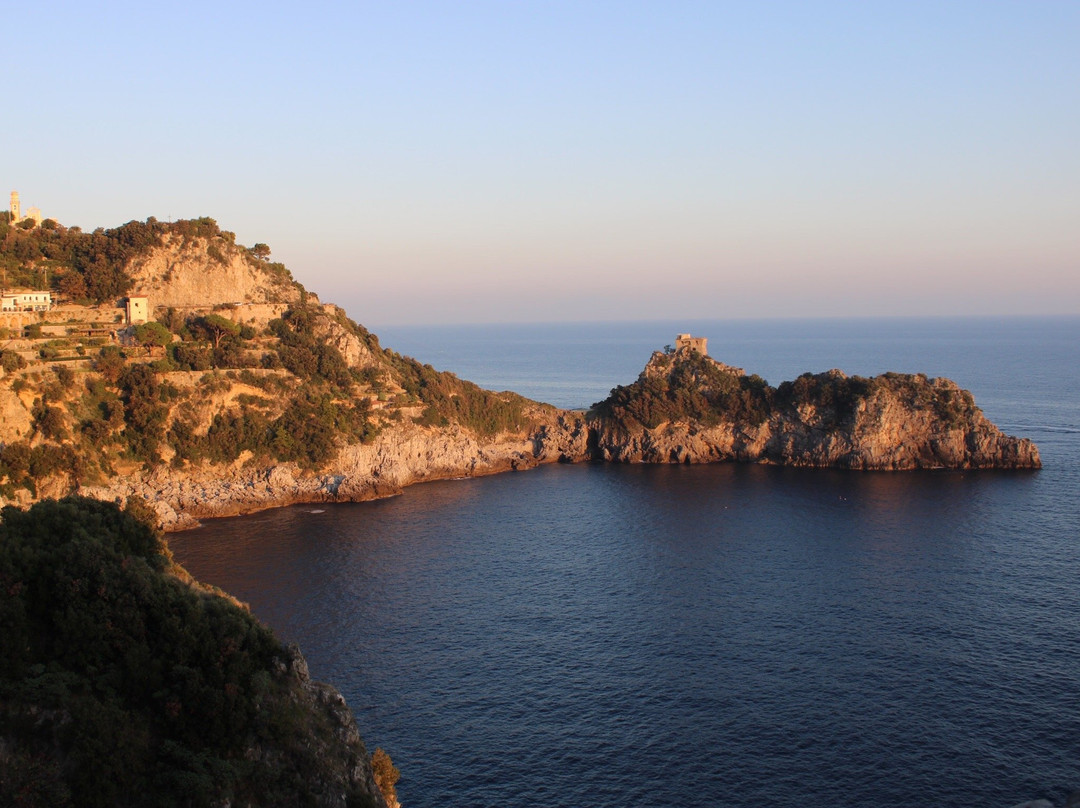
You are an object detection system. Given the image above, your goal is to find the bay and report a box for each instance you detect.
[171,316,1080,807]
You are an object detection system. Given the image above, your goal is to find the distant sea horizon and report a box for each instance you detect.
[373,313,1079,414]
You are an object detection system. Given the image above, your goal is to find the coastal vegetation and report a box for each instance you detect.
[592,349,772,427]
[0,497,385,807]
[592,349,980,433]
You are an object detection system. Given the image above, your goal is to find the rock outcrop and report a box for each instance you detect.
[125,232,302,312]
[590,349,1040,471]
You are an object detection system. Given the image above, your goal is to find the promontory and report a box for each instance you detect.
[0,213,1040,531]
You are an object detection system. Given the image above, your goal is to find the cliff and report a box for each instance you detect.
[590,348,1041,470]
[80,414,591,530]
[124,231,301,311]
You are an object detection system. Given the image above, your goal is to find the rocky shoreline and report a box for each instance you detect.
[76,350,1041,532]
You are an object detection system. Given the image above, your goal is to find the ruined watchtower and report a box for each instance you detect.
[675,333,708,355]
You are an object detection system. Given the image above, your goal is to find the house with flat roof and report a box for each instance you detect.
[1,290,52,312]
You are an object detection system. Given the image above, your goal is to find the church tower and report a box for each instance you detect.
[9,191,20,224]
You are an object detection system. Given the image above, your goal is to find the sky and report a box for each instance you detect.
[4,1,1078,326]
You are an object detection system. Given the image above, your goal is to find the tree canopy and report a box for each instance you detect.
[0,497,383,807]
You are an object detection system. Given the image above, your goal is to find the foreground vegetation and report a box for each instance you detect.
[0,497,386,807]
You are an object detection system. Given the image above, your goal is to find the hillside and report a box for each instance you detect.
[0,214,589,527]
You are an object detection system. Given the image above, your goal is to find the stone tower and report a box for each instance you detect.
[9,191,20,224]
[675,333,708,355]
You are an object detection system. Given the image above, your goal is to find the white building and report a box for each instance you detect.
[126,296,149,324]
[1,291,52,312]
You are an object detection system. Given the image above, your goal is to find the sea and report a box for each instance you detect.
[169,316,1080,808]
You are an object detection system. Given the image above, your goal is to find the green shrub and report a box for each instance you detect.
[593,352,773,428]
[0,351,26,373]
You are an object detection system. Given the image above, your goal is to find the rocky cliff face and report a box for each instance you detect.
[80,409,591,530]
[273,645,390,808]
[590,350,1041,470]
[125,232,302,312]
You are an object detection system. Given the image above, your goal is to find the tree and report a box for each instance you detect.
[371,749,400,807]
[93,346,126,383]
[193,314,241,349]
[249,243,271,261]
[132,321,172,355]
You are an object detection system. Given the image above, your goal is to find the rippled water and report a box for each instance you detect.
[171,317,1080,807]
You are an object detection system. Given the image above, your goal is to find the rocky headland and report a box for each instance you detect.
[0,213,1039,534]
[0,496,391,807]
[590,347,1041,471]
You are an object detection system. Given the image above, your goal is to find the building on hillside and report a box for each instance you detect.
[8,191,43,228]
[1,290,52,312]
[126,296,149,324]
[675,333,708,355]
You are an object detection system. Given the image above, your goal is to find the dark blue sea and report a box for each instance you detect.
[170,316,1080,808]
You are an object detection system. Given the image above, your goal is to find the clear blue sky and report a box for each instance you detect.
[5,1,1078,325]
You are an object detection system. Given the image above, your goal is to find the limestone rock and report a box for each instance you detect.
[125,233,302,313]
[313,305,381,369]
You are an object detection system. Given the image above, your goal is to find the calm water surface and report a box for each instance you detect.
[172,317,1080,807]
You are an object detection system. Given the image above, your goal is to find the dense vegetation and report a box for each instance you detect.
[0,497,383,807]
[0,214,292,305]
[388,351,533,436]
[0,290,540,498]
[0,301,385,497]
[591,349,980,432]
[592,350,772,428]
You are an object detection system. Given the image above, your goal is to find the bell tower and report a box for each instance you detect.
[9,191,20,224]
